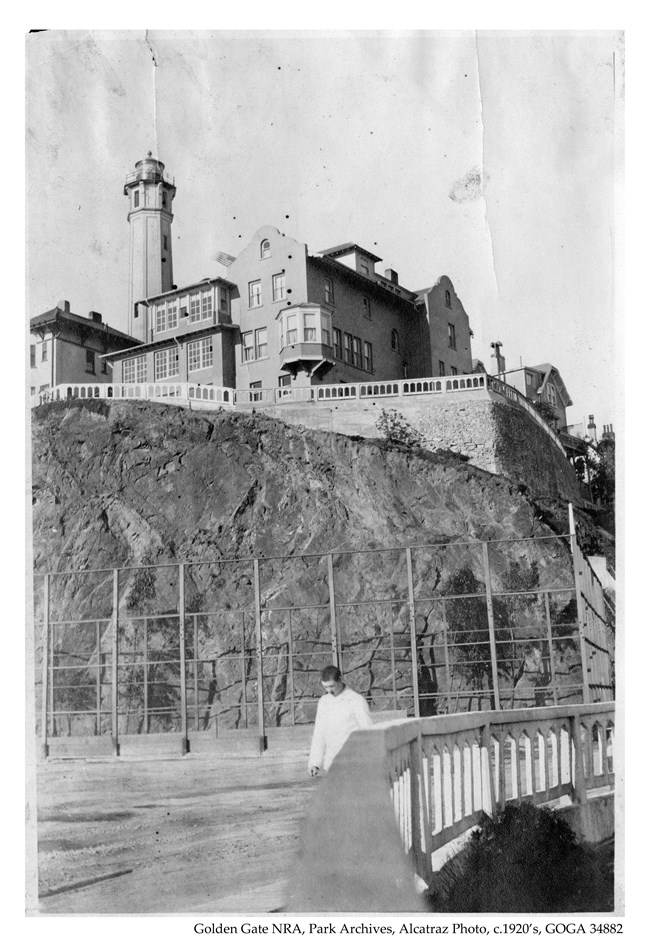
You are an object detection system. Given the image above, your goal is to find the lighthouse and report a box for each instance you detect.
[124,153,176,341]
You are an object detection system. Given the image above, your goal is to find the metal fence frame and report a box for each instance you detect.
[36,509,614,757]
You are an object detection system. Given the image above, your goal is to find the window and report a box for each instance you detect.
[362,297,371,319]
[154,347,179,380]
[391,329,399,352]
[30,345,35,368]
[250,381,262,402]
[448,323,456,349]
[162,192,167,208]
[286,314,298,345]
[272,273,286,302]
[278,374,291,388]
[163,235,168,251]
[303,312,317,341]
[445,289,451,308]
[86,350,96,374]
[438,361,446,376]
[39,384,50,394]
[220,288,229,312]
[344,333,353,364]
[101,359,108,374]
[242,329,267,361]
[201,292,213,318]
[42,343,47,362]
[134,191,139,208]
[352,336,361,368]
[155,301,179,332]
[123,355,147,383]
[242,331,255,362]
[260,239,271,259]
[189,293,201,321]
[249,280,262,308]
[547,385,557,406]
[324,278,334,305]
[333,328,342,359]
[255,327,268,358]
[364,341,373,372]
[188,337,214,371]
[360,261,369,276]
[451,366,458,376]
[321,311,331,347]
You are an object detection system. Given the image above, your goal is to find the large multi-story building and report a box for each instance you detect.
[106,157,474,394]
[29,302,136,398]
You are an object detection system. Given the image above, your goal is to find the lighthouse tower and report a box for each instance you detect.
[124,153,176,341]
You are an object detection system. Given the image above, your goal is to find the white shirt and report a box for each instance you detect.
[308,686,373,771]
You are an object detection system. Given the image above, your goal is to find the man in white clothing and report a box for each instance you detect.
[308,665,373,776]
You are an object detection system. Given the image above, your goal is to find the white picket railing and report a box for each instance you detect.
[31,373,565,453]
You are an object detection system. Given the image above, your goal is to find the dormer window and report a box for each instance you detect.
[261,239,271,259]
[445,289,451,308]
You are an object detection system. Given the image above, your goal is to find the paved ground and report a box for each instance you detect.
[31,750,315,915]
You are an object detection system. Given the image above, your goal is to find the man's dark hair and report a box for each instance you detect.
[321,664,342,682]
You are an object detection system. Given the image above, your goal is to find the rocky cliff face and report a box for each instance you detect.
[31,400,598,729]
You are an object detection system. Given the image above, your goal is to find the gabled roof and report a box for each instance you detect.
[528,363,573,407]
[30,307,136,346]
[318,242,383,263]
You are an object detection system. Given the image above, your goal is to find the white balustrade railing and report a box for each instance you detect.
[31,372,565,453]
[288,702,615,911]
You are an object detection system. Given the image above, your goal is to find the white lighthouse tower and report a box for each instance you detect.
[124,153,176,341]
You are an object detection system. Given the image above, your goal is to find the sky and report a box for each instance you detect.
[26,29,622,430]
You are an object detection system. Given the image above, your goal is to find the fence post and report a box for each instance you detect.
[568,503,592,704]
[327,553,339,666]
[544,591,559,706]
[482,542,502,710]
[96,620,102,735]
[179,563,189,754]
[193,615,200,732]
[111,568,120,757]
[253,559,266,753]
[405,547,421,718]
[41,575,50,758]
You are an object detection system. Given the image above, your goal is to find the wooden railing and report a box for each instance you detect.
[287,702,614,911]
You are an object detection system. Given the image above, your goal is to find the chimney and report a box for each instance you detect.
[57,300,70,313]
[89,311,103,323]
[385,268,399,285]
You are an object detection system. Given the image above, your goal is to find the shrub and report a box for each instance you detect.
[375,409,423,448]
[429,802,612,913]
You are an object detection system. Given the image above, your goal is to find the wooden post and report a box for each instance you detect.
[442,598,452,714]
[406,547,420,718]
[387,608,398,711]
[143,617,149,734]
[241,613,248,730]
[253,559,266,753]
[111,568,119,757]
[482,542,502,710]
[544,592,559,706]
[95,620,101,735]
[288,608,296,725]
[41,575,50,758]
[179,563,189,754]
[327,553,339,666]
[568,503,592,704]
[193,614,199,732]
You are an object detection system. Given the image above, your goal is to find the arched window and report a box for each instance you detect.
[445,289,451,308]
[260,239,271,259]
[391,329,399,352]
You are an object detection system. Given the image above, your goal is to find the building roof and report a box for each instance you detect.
[30,306,137,347]
[317,243,383,263]
[143,275,237,305]
[529,363,573,407]
[102,322,237,360]
[308,254,418,311]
